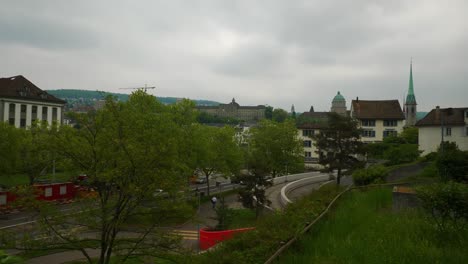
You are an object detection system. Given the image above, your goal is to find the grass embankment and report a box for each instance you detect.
[278,187,468,264]
[0,172,76,188]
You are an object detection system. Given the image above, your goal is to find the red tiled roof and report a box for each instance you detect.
[351,100,404,120]
[297,111,328,129]
[0,75,66,104]
[416,107,467,127]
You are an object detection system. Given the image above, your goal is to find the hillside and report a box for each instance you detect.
[46,89,220,107]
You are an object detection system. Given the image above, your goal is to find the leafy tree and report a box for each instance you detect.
[352,165,388,186]
[383,144,420,165]
[436,142,468,182]
[272,108,289,123]
[4,91,194,263]
[314,112,364,185]
[18,122,57,185]
[0,123,22,179]
[193,125,243,196]
[265,106,273,119]
[238,172,273,218]
[400,127,418,144]
[247,119,304,178]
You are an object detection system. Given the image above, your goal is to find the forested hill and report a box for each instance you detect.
[47,89,220,106]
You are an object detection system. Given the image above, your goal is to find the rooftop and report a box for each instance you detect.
[351,99,405,120]
[0,75,66,104]
[416,107,468,127]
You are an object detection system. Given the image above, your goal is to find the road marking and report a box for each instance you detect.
[171,229,198,240]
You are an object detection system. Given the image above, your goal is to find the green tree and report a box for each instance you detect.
[265,106,273,120]
[247,119,304,178]
[193,125,243,196]
[0,123,22,178]
[400,127,418,144]
[5,91,193,264]
[437,142,468,182]
[314,112,364,185]
[272,108,289,123]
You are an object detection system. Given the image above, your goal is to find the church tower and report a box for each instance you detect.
[404,61,417,126]
[331,91,347,116]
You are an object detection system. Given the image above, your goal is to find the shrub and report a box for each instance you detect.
[352,165,388,186]
[436,142,468,182]
[416,181,468,232]
[383,144,420,165]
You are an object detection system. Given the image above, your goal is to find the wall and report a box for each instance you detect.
[419,126,468,155]
[360,119,405,143]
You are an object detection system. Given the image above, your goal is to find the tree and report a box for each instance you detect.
[437,142,468,182]
[272,108,289,123]
[238,171,273,218]
[265,106,273,120]
[314,112,364,185]
[192,125,243,196]
[400,127,418,144]
[0,123,22,179]
[247,119,304,178]
[4,91,194,263]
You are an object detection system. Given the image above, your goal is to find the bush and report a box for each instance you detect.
[383,144,420,165]
[352,165,388,186]
[416,181,468,232]
[436,142,468,182]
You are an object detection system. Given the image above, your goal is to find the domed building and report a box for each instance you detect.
[331,91,347,116]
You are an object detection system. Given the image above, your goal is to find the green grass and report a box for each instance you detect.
[277,187,468,264]
[227,209,257,229]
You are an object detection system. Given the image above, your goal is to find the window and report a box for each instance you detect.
[305,151,312,158]
[44,188,53,197]
[466,127,468,136]
[411,107,415,114]
[445,127,452,136]
[42,107,48,120]
[60,185,67,195]
[383,120,398,127]
[20,105,26,113]
[20,119,26,128]
[52,107,58,121]
[383,130,398,138]
[302,129,314,137]
[9,103,15,114]
[32,106,37,114]
[304,140,312,147]
[362,130,376,137]
[465,111,468,118]
[361,120,375,127]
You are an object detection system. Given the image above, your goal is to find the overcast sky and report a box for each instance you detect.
[1,0,467,112]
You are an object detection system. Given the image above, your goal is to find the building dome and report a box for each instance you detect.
[332,91,345,102]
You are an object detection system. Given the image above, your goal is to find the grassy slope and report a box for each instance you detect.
[278,187,468,264]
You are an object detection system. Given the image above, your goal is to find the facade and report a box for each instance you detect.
[350,99,405,143]
[416,106,468,155]
[0,75,66,128]
[297,110,328,166]
[331,91,347,116]
[197,98,266,122]
[404,62,417,127]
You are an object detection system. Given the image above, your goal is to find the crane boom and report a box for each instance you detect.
[119,84,156,93]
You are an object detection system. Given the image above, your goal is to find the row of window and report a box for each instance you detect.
[302,129,315,137]
[361,119,398,127]
[444,127,468,137]
[8,104,58,128]
[362,129,398,138]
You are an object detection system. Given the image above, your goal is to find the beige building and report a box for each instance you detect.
[297,111,328,166]
[416,106,468,155]
[350,99,405,143]
[0,75,66,128]
[197,98,265,122]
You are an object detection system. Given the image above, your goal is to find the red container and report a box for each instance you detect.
[34,182,76,201]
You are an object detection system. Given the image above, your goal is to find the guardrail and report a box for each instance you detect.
[279,176,333,207]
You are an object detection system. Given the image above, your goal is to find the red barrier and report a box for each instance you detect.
[199,227,255,250]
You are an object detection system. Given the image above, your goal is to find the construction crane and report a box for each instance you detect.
[119,84,156,93]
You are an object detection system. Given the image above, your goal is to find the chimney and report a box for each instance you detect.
[435,106,440,122]
[356,97,359,102]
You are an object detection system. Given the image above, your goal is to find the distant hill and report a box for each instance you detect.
[47,89,220,107]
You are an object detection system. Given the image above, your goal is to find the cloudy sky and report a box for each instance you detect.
[1,0,466,112]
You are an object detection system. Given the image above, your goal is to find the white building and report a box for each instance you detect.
[297,110,328,167]
[0,75,66,128]
[416,106,468,155]
[350,99,406,143]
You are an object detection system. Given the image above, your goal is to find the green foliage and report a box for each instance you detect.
[436,142,468,182]
[272,108,289,123]
[247,120,304,178]
[192,125,243,195]
[265,106,273,119]
[417,181,468,233]
[0,123,22,177]
[314,112,364,184]
[295,114,327,127]
[0,250,23,264]
[214,197,235,230]
[279,187,468,264]
[400,127,419,144]
[352,165,388,186]
[383,144,420,165]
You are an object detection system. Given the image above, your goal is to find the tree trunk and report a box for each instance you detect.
[336,167,342,185]
[205,174,210,196]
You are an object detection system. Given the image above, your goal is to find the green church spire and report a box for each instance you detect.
[406,60,416,104]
